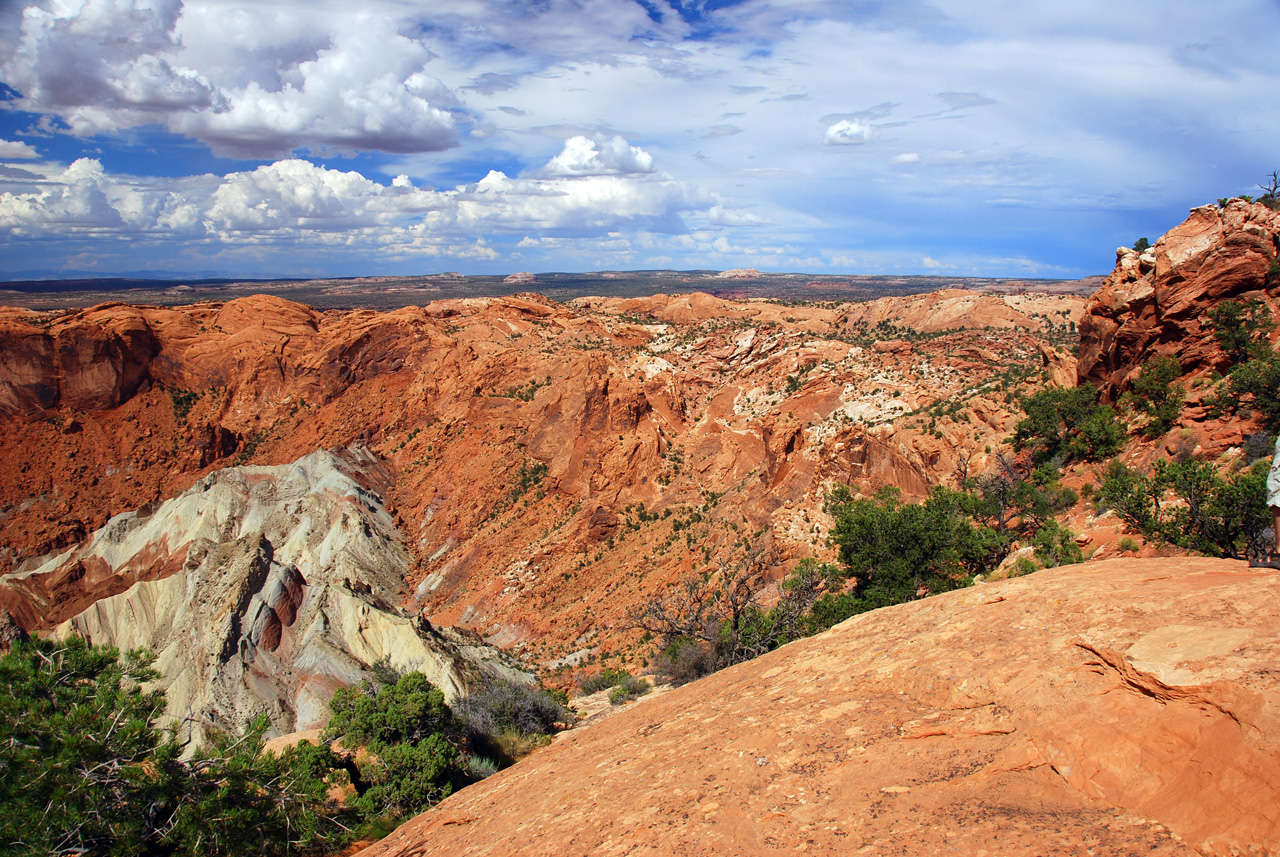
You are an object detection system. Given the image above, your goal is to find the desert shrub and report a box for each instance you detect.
[631,559,777,685]
[1123,354,1185,437]
[651,636,719,686]
[801,591,864,634]
[324,671,455,751]
[467,755,500,779]
[576,668,650,702]
[578,668,631,695]
[968,455,1076,535]
[322,671,466,824]
[1095,456,1269,559]
[1094,459,1156,533]
[1118,536,1140,553]
[1241,432,1275,466]
[351,734,458,819]
[1030,518,1084,568]
[1012,385,1128,464]
[1010,554,1039,577]
[1208,352,1280,434]
[1258,169,1280,211]
[607,675,650,705]
[168,388,200,421]
[830,486,1006,609]
[1208,298,1275,367]
[1132,237,1151,253]
[455,678,566,739]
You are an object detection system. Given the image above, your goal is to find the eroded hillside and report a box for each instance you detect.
[0,288,1082,669]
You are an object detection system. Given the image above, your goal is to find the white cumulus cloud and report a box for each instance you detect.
[0,153,721,253]
[2,0,459,156]
[823,119,874,145]
[0,139,40,160]
[542,135,655,177]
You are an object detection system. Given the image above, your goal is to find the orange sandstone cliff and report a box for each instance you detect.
[1078,200,1280,399]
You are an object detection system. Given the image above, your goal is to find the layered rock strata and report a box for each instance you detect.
[0,289,1082,663]
[1,447,523,743]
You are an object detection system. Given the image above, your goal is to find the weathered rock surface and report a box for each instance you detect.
[361,558,1280,857]
[1,446,523,743]
[1078,201,1280,399]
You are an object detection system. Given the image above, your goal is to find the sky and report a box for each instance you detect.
[0,0,1277,281]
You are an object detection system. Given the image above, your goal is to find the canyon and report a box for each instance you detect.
[0,285,1083,675]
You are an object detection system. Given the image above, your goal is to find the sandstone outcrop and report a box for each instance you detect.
[1078,200,1280,399]
[1,446,525,743]
[361,558,1280,857]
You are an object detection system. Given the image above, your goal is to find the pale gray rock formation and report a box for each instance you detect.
[44,446,523,745]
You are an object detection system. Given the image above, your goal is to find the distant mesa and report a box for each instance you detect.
[504,271,536,285]
[716,267,762,279]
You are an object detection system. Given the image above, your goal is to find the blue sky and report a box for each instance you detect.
[0,0,1277,280]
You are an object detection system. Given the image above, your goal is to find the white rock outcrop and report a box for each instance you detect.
[52,446,524,745]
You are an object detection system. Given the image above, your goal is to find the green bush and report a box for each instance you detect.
[1123,354,1185,438]
[607,675,650,705]
[578,668,631,695]
[351,734,458,819]
[830,486,1006,609]
[1132,237,1151,253]
[1095,456,1270,559]
[324,671,455,751]
[1030,518,1084,568]
[0,638,565,854]
[1208,299,1275,368]
[1208,352,1280,434]
[0,637,342,857]
[1012,386,1128,464]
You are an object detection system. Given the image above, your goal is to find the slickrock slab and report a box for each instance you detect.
[361,558,1280,857]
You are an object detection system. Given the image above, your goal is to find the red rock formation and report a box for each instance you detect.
[1078,201,1280,399]
[360,558,1280,857]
